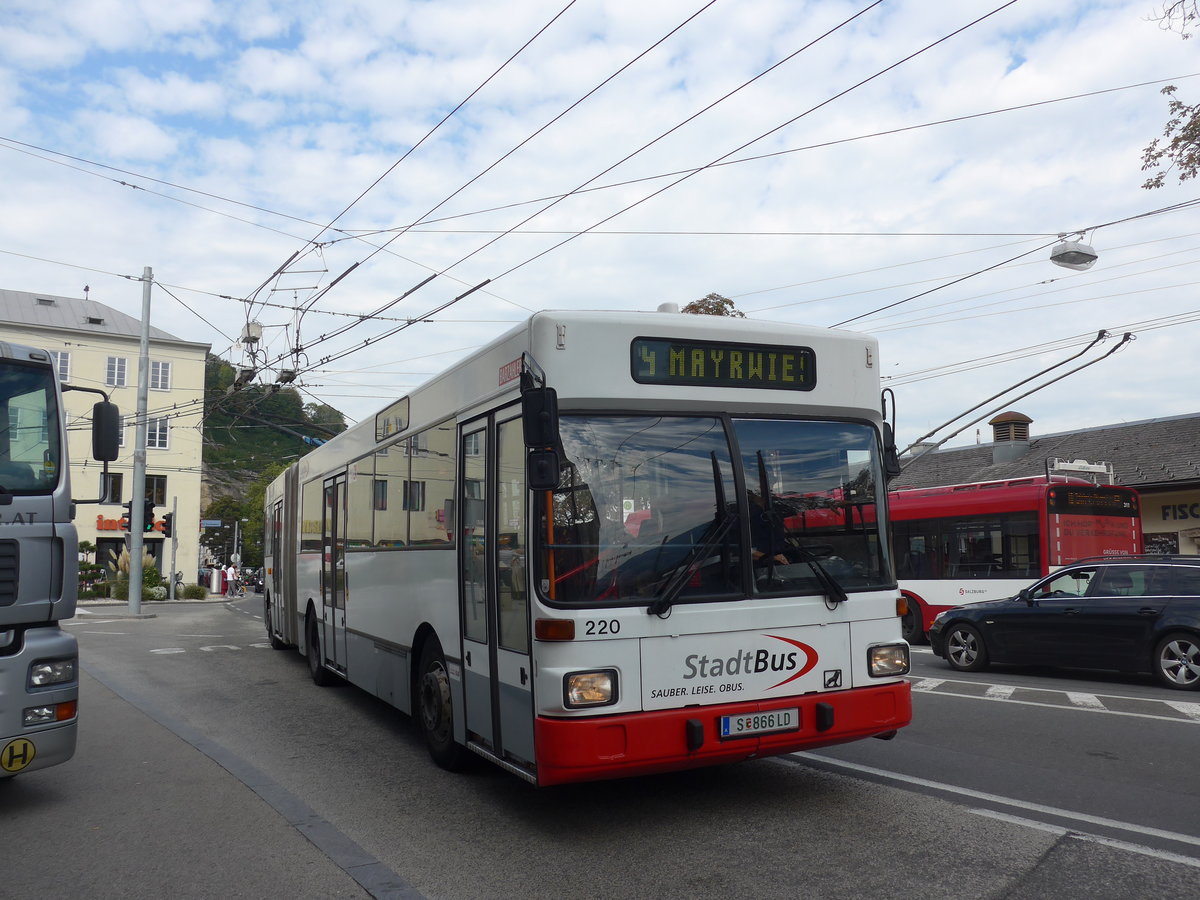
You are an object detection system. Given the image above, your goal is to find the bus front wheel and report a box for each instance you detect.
[265,596,287,650]
[901,600,925,645]
[306,612,337,686]
[418,638,470,771]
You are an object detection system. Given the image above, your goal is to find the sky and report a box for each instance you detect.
[1,0,1198,452]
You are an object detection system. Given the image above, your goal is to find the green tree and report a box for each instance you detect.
[682,292,745,317]
[1142,2,1200,188]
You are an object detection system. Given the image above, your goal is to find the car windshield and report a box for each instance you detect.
[533,415,890,607]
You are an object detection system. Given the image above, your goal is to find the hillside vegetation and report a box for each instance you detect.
[201,355,347,565]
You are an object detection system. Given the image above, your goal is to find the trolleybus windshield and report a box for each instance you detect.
[536,415,889,606]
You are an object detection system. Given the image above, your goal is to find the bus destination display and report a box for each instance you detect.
[631,337,816,391]
[1048,486,1139,517]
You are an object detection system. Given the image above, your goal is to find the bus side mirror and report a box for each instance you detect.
[882,423,901,480]
[522,387,559,450]
[527,449,560,491]
[92,401,120,462]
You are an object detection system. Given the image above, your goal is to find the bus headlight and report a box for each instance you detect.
[564,669,618,708]
[29,658,77,688]
[868,643,909,677]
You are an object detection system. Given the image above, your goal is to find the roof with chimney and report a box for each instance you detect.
[892,411,1200,493]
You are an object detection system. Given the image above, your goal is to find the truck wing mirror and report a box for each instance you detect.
[92,401,120,462]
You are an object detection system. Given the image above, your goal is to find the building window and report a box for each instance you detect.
[403,480,426,511]
[150,360,171,391]
[146,474,167,505]
[49,351,70,382]
[146,416,169,450]
[107,472,124,503]
[373,479,388,511]
[464,433,482,456]
[106,357,127,387]
[117,415,126,448]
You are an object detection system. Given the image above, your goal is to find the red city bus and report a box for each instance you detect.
[889,477,1142,642]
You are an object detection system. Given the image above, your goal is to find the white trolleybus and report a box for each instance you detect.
[263,309,911,785]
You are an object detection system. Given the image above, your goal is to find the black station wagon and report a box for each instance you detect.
[927,556,1200,690]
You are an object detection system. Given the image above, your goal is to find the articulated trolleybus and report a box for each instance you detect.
[264,309,911,785]
[891,477,1142,643]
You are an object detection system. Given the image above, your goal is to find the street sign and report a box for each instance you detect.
[201,519,222,527]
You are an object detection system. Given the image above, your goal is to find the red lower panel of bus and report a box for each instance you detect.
[534,681,911,786]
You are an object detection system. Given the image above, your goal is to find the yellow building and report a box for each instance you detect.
[0,287,209,582]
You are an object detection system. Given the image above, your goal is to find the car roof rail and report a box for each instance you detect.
[1068,553,1196,566]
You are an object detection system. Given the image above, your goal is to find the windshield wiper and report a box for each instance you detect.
[792,543,849,604]
[646,514,737,617]
[647,452,733,617]
[756,451,847,605]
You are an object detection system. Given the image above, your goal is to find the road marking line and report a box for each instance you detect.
[971,808,1200,870]
[909,678,945,691]
[794,752,1200,850]
[1165,701,1200,722]
[149,648,186,655]
[917,688,1199,725]
[1066,692,1106,710]
[916,674,1186,708]
[985,685,1015,700]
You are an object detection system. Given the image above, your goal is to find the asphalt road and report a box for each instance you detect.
[3,598,1197,899]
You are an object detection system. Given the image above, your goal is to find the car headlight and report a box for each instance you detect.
[29,657,77,688]
[868,643,910,677]
[564,669,618,708]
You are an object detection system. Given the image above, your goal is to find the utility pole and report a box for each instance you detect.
[168,494,178,600]
[128,267,152,615]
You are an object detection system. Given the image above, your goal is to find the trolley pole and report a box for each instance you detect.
[127,266,153,615]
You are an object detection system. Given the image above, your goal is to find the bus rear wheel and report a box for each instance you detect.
[418,639,470,771]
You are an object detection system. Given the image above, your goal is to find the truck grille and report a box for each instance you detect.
[0,540,18,605]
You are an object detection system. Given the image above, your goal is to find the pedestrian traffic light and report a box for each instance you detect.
[162,512,173,539]
[121,501,134,532]
[143,498,156,533]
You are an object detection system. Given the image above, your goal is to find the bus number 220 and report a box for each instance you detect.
[585,619,620,636]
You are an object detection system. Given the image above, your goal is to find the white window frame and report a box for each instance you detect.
[106,356,127,387]
[146,416,169,450]
[49,351,70,382]
[149,360,172,391]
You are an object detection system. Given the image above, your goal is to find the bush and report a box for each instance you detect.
[180,584,207,600]
[146,585,167,601]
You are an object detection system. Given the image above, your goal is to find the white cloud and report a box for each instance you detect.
[0,0,1195,443]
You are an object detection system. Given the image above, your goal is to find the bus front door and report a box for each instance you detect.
[459,418,535,771]
[321,473,349,674]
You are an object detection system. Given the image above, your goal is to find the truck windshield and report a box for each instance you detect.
[0,362,61,495]
[534,415,889,607]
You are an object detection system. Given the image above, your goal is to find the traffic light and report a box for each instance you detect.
[162,512,173,539]
[121,501,134,532]
[143,498,156,533]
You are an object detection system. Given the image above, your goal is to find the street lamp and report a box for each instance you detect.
[1050,233,1098,271]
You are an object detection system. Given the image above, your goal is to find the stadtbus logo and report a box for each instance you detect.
[681,634,818,689]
